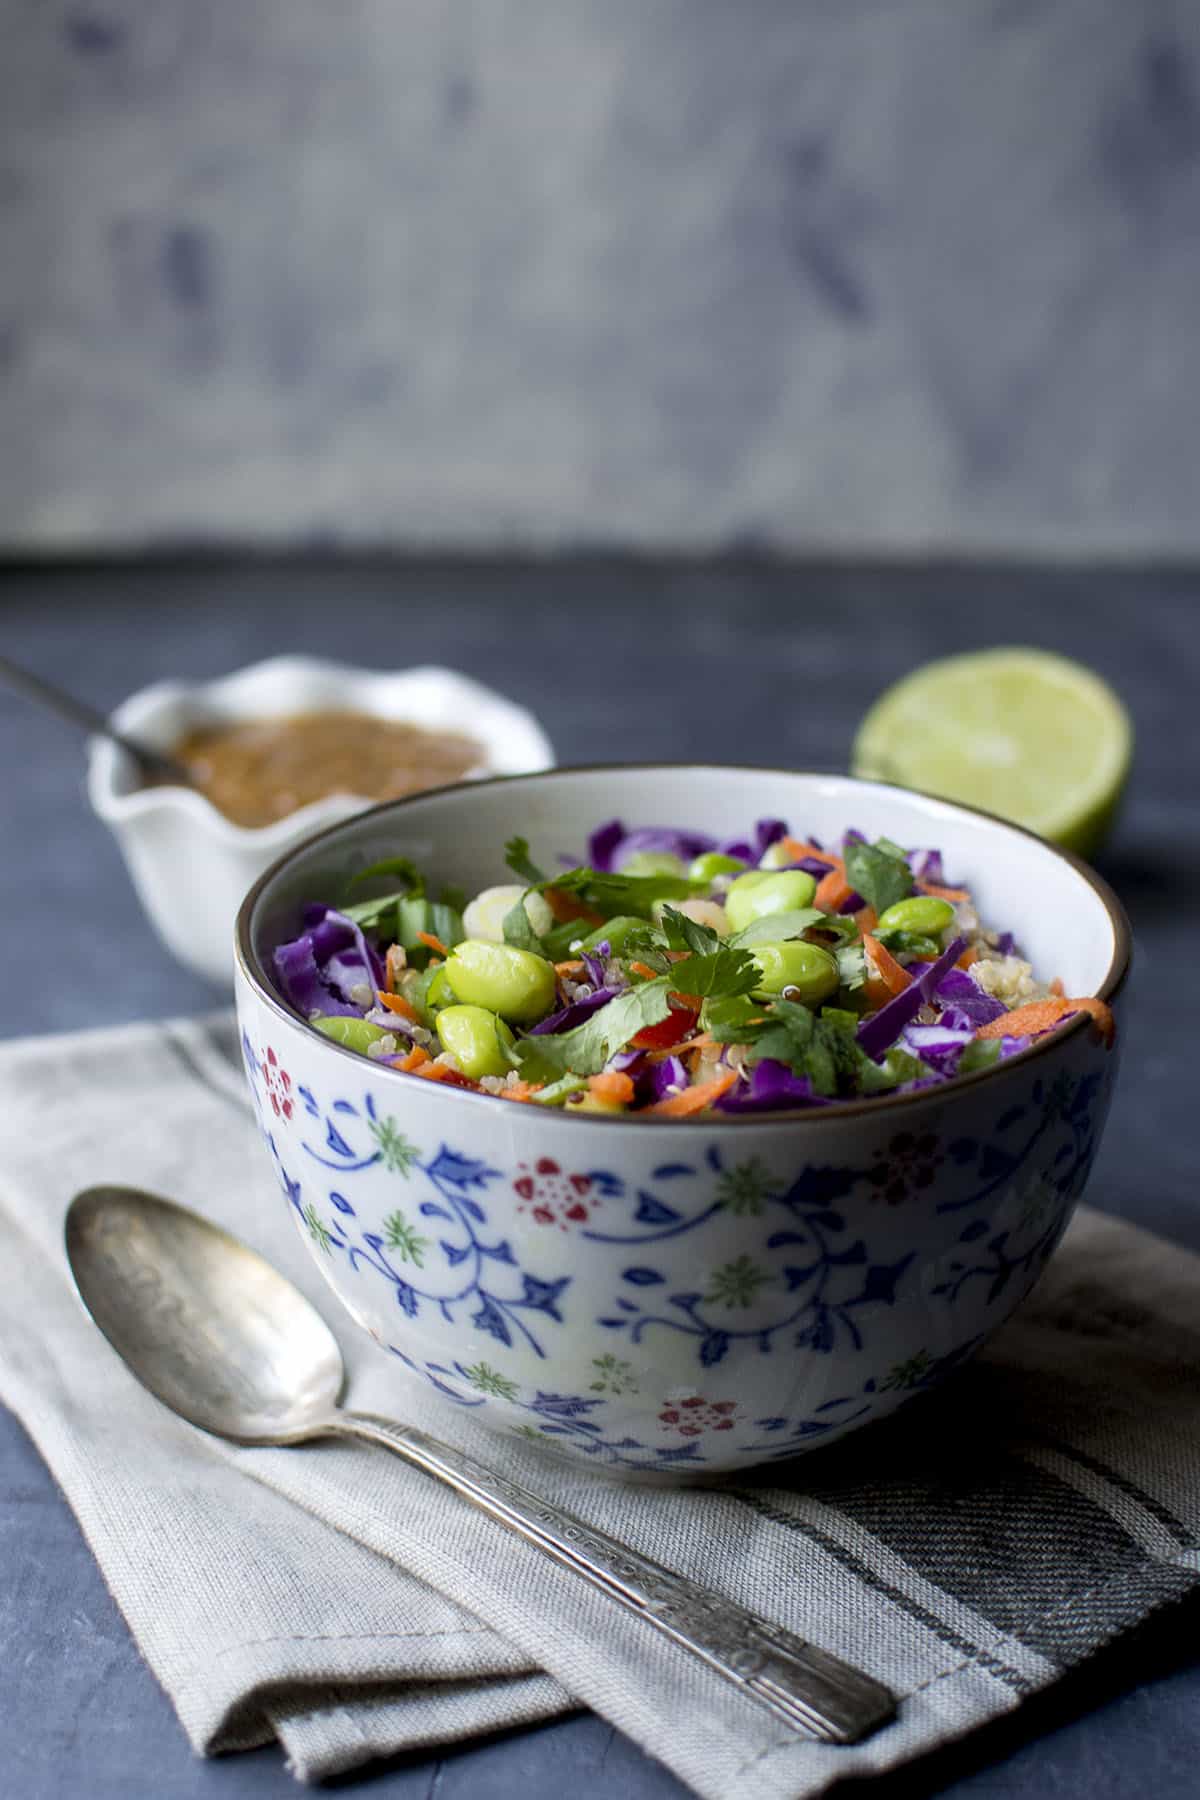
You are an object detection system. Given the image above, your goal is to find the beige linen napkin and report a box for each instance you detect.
[2,1015,1198,1796]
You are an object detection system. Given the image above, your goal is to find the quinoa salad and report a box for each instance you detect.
[270,819,1114,1117]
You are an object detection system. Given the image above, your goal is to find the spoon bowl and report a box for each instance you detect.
[65,1185,343,1443]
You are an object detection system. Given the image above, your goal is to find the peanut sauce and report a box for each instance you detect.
[162,710,483,827]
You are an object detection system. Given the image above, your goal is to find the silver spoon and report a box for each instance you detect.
[64,1183,895,1744]
[0,653,194,785]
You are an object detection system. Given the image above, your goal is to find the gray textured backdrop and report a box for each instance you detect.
[4,1,1200,554]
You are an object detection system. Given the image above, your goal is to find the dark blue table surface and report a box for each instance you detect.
[3,560,1198,1799]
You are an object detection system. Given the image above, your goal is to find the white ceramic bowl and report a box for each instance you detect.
[88,656,554,986]
[233,766,1129,1481]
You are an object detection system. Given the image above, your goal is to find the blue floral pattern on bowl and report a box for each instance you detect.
[237,1013,1113,1476]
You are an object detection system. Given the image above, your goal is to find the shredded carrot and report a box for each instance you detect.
[814,868,854,912]
[646,1071,738,1117]
[375,990,419,1022]
[414,1060,478,1088]
[862,931,912,999]
[393,1045,430,1072]
[1049,976,1065,996]
[554,959,585,976]
[416,929,449,958]
[854,904,878,934]
[779,837,838,866]
[543,886,604,927]
[629,960,660,981]
[652,1032,715,1060]
[588,1071,636,1105]
[918,881,970,903]
[956,946,979,971]
[975,996,1115,1046]
[498,1080,542,1103]
[385,944,406,994]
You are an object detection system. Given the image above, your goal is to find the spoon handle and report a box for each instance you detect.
[335,1410,895,1743]
[0,653,192,784]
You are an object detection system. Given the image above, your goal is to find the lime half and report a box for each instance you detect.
[851,647,1132,858]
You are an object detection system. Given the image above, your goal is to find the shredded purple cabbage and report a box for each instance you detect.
[273,906,384,1019]
[586,820,626,872]
[855,937,966,1061]
[753,819,788,858]
[587,816,788,875]
[933,967,1007,1029]
[579,943,609,989]
[273,936,358,1019]
[716,1061,830,1113]
[527,985,623,1036]
[608,825,716,870]
[899,1022,975,1073]
[645,1055,689,1103]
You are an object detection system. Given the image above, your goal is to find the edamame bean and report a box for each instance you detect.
[750,940,840,1005]
[652,896,730,935]
[443,939,557,1022]
[424,965,453,1011]
[619,849,687,877]
[725,868,818,932]
[311,1015,392,1055]
[688,850,746,883]
[435,1005,515,1079]
[875,929,940,961]
[757,841,798,871]
[462,883,555,943]
[876,895,956,937]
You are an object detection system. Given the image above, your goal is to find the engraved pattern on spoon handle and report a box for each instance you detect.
[338,1412,895,1743]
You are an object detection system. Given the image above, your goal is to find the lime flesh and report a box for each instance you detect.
[851,647,1132,859]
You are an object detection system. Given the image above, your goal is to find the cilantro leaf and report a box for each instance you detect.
[709,999,888,1099]
[667,946,760,1001]
[505,837,548,886]
[808,911,861,941]
[341,891,409,934]
[346,856,426,897]
[516,979,674,1079]
[618,933,673,975]
[742,1002,849,1096]
[568,869,700,919]
[505,853,701,923]
[842,837,914,916]
[727,908,822,948]
[835,938,867,991]
[656,906,721,956]
[501,896,548,954]
[701,993,761,1036]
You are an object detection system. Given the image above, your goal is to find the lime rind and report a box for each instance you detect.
[851,647,1132,859]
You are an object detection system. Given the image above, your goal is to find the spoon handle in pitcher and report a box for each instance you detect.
[335,1410,895,1744]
